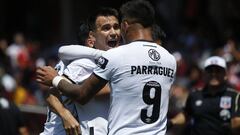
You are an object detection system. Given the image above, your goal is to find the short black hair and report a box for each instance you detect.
[152,24,166,43]
[77,21,90,45]
[120,0,155,27]
[88,7,119,31]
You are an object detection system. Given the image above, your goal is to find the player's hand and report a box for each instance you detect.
[61,109,81,135]
[36,66,58,86]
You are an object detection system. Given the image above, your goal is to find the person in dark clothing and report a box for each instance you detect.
[0,84,29,135]
[168,56,240,135]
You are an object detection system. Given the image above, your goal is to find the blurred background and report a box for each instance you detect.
[0,0,240,134]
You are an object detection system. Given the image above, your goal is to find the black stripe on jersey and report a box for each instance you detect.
[143,44,157,48]
[62,74,76,84]
[131,39,155,43]
[90,127,94,135]
[47,110,51,122]
[93,72,108,82]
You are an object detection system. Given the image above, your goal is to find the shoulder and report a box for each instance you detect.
[226,87,240,96]
[157,46,177,69]
[104,45,128,54]
[67,58,96,69]
[159,46,176,61]
[101,45,128,61]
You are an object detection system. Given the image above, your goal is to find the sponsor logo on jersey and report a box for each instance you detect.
[96,56,108,69]
[220,96,231,109]
[148,49,160,61]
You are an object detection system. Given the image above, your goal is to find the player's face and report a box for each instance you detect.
[204,66,227,87]
[93,15,121,51]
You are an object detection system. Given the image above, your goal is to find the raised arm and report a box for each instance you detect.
[58,45,105,61]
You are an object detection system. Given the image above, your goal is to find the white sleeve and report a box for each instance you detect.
[58,45,105,61]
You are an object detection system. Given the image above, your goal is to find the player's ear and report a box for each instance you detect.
[89,31,94,37]
[86,31,95,48]
[121,21,128,40]
[121,21,128,32]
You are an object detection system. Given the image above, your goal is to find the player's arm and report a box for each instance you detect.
[38,65,81,135]
[36,66,107,104]
[95,84,110,98]
[46,87,81,135]
[57,73,107,104]
[58,45,104,61]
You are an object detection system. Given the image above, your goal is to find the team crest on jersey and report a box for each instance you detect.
[220,96,231,109]
[96,56,108,69]
[148,49,160,61]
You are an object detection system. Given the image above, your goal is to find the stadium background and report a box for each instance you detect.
[0,0,240,134]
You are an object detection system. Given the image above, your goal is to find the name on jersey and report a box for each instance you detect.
[131,65,174,78]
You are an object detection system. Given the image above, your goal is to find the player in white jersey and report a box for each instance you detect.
[40,60,79,135]
[40,23,90,135]
[40,7,121,135]
[36,0,176,134]
[41,59,109,135]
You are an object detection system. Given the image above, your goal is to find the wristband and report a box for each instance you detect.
[52,76,64,88]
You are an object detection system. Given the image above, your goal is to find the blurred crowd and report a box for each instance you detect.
[0,32,60,106]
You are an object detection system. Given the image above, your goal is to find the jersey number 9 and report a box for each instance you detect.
[141,81,161,124]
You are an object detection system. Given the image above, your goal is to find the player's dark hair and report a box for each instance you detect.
[88,7,119,31]
[152,24,166,43]
[77,21,90,45]
[120,0,155,27]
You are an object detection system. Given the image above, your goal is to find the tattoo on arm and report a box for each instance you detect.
[57,74,108,104]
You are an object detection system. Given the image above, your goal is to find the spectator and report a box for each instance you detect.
[0,83,29,135]
[168,56,240,135]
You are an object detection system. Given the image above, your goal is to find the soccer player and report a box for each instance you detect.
[36,0,176,134]
[40,7,120,135]
[40,23,90,135]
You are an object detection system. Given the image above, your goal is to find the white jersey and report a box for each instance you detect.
[58,45,104,63]
[94,41,177,135]
[41,59,109,135]
[40,61,72,135]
